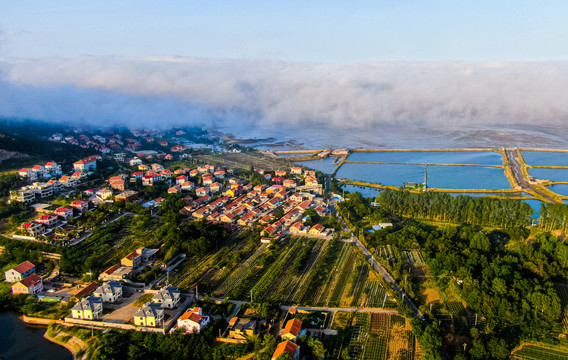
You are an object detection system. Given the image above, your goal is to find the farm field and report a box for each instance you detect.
[401,250,426,266]
[174,233,393,308]
[325,312,416,360]
[511,343,568,360]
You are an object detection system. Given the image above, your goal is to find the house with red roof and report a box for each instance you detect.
[55,207,74,219]
[196,187,208,197]
[272,341,300,360]
[35,214,58,227]
[70,200,89,212]
[176,175,187,185]
[275,170,287,177]
[168,186,180,194]
[177,307,210,334]
[282,319,302,341]
[309,224,325,235]
[12,274,43,295]
[283,179,296,188]
[121,251,142,268]
[210,182,221,194]
[20,222,45,237]
[290,167,302,175]
[181,181,194,191]
[171,144,188,152]
[73,157,97,172]
[5,261,36,282]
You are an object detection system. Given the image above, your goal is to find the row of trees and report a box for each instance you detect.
[376,189,533,227]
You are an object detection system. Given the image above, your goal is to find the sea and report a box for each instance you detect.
[0,312,72,360]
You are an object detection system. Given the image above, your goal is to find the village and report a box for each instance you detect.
[2,126,355,359]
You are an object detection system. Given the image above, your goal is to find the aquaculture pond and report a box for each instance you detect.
[296,157,338,174]
[426,166,511,189]
[528,168,568,182]
[549,184,568,197]
[336,163,424,186]
[522,151,568,166]
[347,151,503,165]
[341,185,382,198]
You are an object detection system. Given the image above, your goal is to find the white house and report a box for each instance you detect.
[177,307,210,334]
[93,281,123,303]
[152,285,181,309]
[5,261,36,283]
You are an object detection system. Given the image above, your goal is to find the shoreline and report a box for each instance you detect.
[43,330,84,360]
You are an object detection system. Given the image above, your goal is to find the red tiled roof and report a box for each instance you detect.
[272,341,298,360]
[13,261,35,274]
[283,318,302,337]
[103,264,121,275]
[75,282,98,298]
[20,274,42,288]
[124,251,140,260]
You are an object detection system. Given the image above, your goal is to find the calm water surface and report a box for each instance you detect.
[0,312,72,360]
[522,151,568,166]
[347,151,503,165]
[529,168,568,182]
[427,166,511,189]
[340,185,382,198]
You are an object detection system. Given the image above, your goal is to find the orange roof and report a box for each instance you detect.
[272,341,299,360]
[13,261,35,274]
[283,318,302,337]
[311,224,324,232]
[103,264,121,275]
[19,168,28,173]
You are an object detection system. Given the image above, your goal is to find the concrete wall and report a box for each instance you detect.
[64,317,165,334]
[22,315,64,325]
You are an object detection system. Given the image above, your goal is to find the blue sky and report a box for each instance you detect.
[1,0,567,61]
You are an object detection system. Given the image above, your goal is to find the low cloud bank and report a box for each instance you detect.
[1,56,567,129]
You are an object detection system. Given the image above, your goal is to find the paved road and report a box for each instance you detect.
[506,149,558,203]
[334,205,421,317]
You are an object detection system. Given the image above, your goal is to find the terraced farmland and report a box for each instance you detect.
[511,343,568,360]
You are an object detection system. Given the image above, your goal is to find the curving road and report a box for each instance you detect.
[505,149,558,203]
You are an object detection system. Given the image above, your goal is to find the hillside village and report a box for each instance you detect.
[0,127,350,359]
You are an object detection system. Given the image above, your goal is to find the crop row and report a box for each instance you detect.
[213,243,269,297]
[251,237,302,300]
[362,335,387,360]
[511,344,568,360]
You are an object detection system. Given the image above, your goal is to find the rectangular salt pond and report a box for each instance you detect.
[549,184,568,197]
[347,151,503,165]
[427,166,511,189]
[522,151,568,166]
[296,157,338,174]
[341,185,382,198]
[336,163,424,186]
[529,168,568,182]
[337,163,511,189]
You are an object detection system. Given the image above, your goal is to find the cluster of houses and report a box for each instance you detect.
[271,318,304,359]
[15,200,89,239]
[98,247,159,282]
[70,282,182,328]
[13,156,101,204]
[5,261,44,295]
[182,166,334,239]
